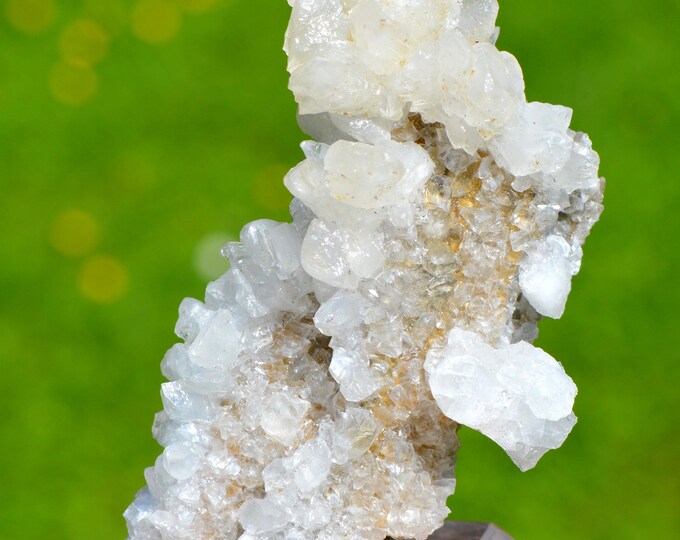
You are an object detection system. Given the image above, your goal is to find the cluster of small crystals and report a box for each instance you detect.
[126,1,604,539]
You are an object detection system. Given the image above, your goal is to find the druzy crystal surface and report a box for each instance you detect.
[125,1,604,539]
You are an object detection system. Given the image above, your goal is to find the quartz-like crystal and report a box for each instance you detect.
[126,1,604,539]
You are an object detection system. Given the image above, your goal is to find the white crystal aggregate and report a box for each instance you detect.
[126,1,604,539]
[425,328,577,471]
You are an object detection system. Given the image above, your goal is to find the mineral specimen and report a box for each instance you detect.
[125,1,604,539]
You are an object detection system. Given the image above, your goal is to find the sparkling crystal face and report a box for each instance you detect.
[126,2,604,539]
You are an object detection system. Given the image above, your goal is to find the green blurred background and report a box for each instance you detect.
[0,0,678,538]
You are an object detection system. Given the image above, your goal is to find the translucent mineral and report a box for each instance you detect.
[126,1,604,539]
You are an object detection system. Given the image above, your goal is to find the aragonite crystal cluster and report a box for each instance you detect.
[125,1,604,539]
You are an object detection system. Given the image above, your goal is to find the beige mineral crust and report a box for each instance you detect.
[125,1,604,539]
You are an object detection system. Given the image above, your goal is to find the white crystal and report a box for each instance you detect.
[332,407,378,464]
[314,290,369,336]
[292,438,333,492]
[240,219,303,277]
[519,235,575,319]
[160,381,211,422]
[458,0,499,43]
[187,309,244,369]
[348,0,412,76]
[238,498,289,534]
[427,329,577,471]
[300,219,360,289]
[162,443,200,481]
[324,140,434,209]
[174,298,212,343]
[329,347,384,403]
[260,392,310,447]
[492,101,573,177]
[464,44,525,136]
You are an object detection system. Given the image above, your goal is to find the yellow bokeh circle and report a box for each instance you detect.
[6,0,56,35]
[177,0,219,14]
[132,0,182,44]
[59,19,110,66]
[49,60,98,106]
[50,210,100,257]
[79,255,129,304]
[82,0,127,36]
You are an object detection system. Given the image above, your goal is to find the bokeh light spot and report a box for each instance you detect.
[253,164,293,212]
[59,19,110,66]
[132,0,182,45]
[6,0,56,35]
[50,210,100,257]
[194,232,233,281]
[79,255,129,304]
[49,60,98,106]
[82,0,126,36]
[177,0,219,14]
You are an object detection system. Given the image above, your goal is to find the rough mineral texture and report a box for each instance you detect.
[126,1,604,539]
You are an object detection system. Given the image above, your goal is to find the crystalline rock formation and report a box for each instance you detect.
[125,1,604,539]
